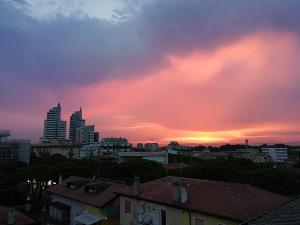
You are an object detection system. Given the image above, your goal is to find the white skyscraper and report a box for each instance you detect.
[69,108,85,143]
[69,108,96,145]
[43,103,66,141]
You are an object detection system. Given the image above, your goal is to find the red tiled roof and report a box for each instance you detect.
[116,176,289,222]
[163,163,190,170]
[48,176,128,208]
[0,206,36,225]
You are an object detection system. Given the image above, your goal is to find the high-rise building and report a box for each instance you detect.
[83,125,95,145]
[69,108,85,143]
[94,132,100,143]
[43,103,66,141]
[74,120,85,144]
[69,108,96,145]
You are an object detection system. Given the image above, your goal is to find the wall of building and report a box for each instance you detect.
[0,139,31,164]
[261,148,288,162]
[52,194,120,225]
[190,212,239,225]
[52,194,85,225]
[119,196,238,225]
[32,145,80,159]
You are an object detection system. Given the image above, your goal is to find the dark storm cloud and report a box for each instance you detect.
[1,0,300,88]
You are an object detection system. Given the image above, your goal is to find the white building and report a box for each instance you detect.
[31,142,81,159]
[79,137,131,159]
[144,143,159,151]
[0,130,31,164]
[261,147,288,162]
[166,141,192,155]
[43,103,66,141]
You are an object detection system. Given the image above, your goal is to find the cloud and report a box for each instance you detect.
[2,0,300,143]
[1,0,300,89]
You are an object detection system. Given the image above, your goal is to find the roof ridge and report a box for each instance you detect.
[165,176,253,187]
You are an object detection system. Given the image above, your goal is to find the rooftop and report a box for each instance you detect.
[163,162,190,170]
[48,176,128,208]
[116,176,289,222]
[241,196,300,225]
[0,205,36,225]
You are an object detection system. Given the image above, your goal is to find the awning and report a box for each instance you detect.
[75,212,105,225]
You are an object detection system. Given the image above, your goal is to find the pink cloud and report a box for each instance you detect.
[3,31,300,144]
[76,32,300,144]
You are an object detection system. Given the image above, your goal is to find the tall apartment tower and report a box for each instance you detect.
[83,125,95,145]
[69,108,85,143]
[43,103,66,140]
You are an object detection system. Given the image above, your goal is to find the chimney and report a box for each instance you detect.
[172,180,181,204]
[172,180,188,204]
[59,174,63,185]
[133,177,141,196]
[7,209,16,225]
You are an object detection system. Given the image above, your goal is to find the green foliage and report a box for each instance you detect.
[110,159,165,183]
[4,154,300,201]
[168,156,300,196]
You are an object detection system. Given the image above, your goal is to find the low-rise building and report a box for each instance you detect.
[99,138,132,156]
[47,176,128,225]
[288,149,300,162]
[116,176,288,225]
[79,137,132,159]
[191,151,271,163]
[31,142,81,159]
[0,205,36,225]
[261,147,288,162]
[144,143,159,151]
[241,196,300,225]
[166,141,192,155]
[0,130,30,164]
[117,151,168,164]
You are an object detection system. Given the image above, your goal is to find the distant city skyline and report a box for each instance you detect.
[2,0,300,144]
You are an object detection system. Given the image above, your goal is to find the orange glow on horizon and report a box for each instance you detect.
[60,31,300,145]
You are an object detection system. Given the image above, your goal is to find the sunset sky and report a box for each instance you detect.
[1,0,300,145]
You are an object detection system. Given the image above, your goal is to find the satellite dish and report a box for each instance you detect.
[180,186,188,203]
[137,214,144,223]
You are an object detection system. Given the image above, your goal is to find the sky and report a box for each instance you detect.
[1,0,300,145]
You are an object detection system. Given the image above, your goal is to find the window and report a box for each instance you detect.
[124,200,131,214]
[195,217,205,225]
[49,206,63,221]
[160,210,166,225]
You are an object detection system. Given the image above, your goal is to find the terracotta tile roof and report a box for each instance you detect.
[116,176,289,222]
[48,176,128,208]
[241,196,300,225]
[163,162,190,170]
[0,205,36,225]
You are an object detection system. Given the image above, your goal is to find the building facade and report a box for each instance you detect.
[98,138,132,156]
[47,176,128,225]
[31,142,81,159]
[43,103,66,141]
[117,176,288,225]
[83,125,95,145]
[0,130,30,164]
[69,108,83,143]
[69,108,96,145]
[144,143,159,151]
[261,148,288,162]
